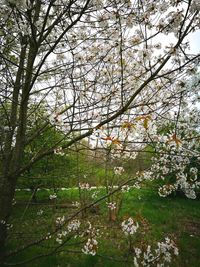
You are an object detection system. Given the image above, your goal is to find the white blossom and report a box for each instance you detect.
[55,216,65,226]
[54,147,65,156]
[67,219,81,232]
[114,167,125,175]
[121,185,130,192]
[56,237,63,244]
[107,202,117,211]
[49,193,57,200]
[121,217,139,235]
[134,237,179,266]
[82,238,98,256]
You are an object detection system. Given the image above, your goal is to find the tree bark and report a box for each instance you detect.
[0,29,38,267]
[0,175,17,264]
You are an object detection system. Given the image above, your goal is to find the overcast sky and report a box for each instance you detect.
[188,29,200,53]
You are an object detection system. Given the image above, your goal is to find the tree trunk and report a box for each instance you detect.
[0,175,17,264]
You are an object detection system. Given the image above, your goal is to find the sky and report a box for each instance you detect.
[188,29,200,54]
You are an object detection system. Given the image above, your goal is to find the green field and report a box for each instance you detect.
[5,187,200,267]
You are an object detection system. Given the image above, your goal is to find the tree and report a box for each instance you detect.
[0,0,200,264]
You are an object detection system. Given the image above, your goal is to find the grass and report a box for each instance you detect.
[5,186,200,267]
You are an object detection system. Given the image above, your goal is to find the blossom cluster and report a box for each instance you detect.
[133,237,179,267]
[55,216,65,226]
[148,131,200,199]
[135,106,200,199]
[56,219,81,244]
[49,193,57,200]
[54,147,65,156]
[107,202,117,211]
[67,219,81,232]
[121,185,130,193]
[121,217,139,236]
[82,238,98,256]
[158,184,176,198]
[114,167,125,175]
[82,221,100,256]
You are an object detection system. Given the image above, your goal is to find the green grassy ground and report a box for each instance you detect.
[5,187,200,267]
